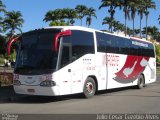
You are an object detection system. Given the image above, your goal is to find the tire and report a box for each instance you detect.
[83,77,96,98]
[137,74,145,89]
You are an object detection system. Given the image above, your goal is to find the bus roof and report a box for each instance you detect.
[44,26,152,44]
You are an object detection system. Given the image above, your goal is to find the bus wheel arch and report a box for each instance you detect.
[137,73,145,89]
[83,76,98,98]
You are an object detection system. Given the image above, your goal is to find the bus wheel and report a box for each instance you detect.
[83,77,96,98]
[137,74,145,89]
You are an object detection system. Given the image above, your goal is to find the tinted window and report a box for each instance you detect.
[15,30,60,75]
[60,46,70,68]
[71,30,95,61]
[96,31,155,57]
[96,32,106,52]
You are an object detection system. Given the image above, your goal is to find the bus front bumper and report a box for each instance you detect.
[13,85,59,96]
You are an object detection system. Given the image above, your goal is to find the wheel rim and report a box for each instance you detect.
[86,82,94,94]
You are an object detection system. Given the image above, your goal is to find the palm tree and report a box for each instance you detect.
[134,29,140,36]
[112,20,120,32]
[102,17,113,32]
[137,0,145,38]
[142,26,159,40]
[44,9,68,26]
[158,15,160,32]
[64,8,77,25]
[3,11,24,39]
[43,10,57,22]
[143,0,156,40]
[85,7,97,28]
[122,0,132,36]
[0,0,6,32]
[118,23,125,32]
[99,0,121,32]
[130,1,138,37]
[0,0,6,13]
[75,5,87,26]
[126,27,133,36]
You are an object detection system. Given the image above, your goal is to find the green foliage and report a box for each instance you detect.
[3,10,24,38]
[155,44,160,63]
[0,35,6,55]
[9,49,16,60]
[44,8,77,26]
[49,20,69,26]
[0,1,23,63]
[0,56,4,64]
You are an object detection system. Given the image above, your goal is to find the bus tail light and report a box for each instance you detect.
[13,80,21,86]
[40,81,56,87]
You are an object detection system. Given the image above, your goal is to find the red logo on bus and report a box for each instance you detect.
[114,55,149,83]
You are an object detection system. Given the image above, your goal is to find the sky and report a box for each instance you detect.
[3,0,160,33]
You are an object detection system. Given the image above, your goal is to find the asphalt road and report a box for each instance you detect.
[0,76,160,115]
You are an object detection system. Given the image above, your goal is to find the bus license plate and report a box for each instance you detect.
[27,89,35,93]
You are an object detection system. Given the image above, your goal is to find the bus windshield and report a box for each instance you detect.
[15,29,61,75]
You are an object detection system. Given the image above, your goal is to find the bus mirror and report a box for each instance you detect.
[7,37,20,56]
[54,30,72,52]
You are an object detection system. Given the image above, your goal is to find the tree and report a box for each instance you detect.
[99,0,121,32]
[142,26,159,40]
[0,0,6,33]
[126,27,133,36]
[63,8,77,25]
[102,16,113,32]
[75,5,87,26]
[49,20,69,26]
[43,9,63,23]
[137,0,146,38]
[117,23,125,32]
[0,0,5,12]
[0,35,6,55]
[85,7,97,28]
[122,0,132,36]
[130,1,138,37]
[134,29,140,36]
[43,10,57,22]
[143,0,156,40]
[112,20,119,32]
[158,15,160,32]
[3,11,24,39]
[44,8,77,26]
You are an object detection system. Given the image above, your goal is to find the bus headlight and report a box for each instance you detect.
[40,81,56,87]
[13,80,21,86]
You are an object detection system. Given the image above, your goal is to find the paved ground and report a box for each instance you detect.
[0,75,159,120]
[0,76,159,112]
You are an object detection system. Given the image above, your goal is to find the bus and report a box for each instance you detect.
[7,26,156,98]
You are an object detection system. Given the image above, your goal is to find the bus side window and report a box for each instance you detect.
[71,30,94,61]
[106,36,114,53]
[60,46,70,68]
[96,32,106,52]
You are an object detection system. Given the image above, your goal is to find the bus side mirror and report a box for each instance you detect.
[54,30,72,52]
[7,37,20,56]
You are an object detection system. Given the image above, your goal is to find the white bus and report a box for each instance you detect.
[8,26,156,98]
